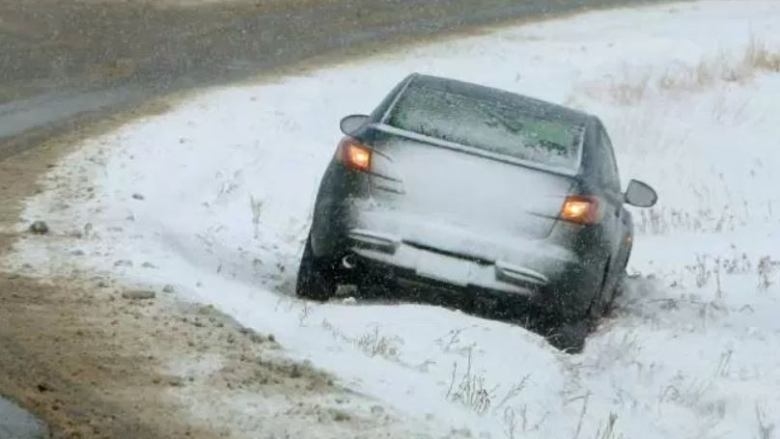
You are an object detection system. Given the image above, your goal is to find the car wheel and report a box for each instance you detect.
[586,258,618,320]
[295,237,337,301]
[602,270,626,315]
[544,263,611,353]
[546,319,589,353]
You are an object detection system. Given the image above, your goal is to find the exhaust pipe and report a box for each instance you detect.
[341,254,356,270]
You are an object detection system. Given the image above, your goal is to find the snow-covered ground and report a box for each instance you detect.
[5,1,780,437]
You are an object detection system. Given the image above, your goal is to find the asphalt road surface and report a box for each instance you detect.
[0,0,667,159]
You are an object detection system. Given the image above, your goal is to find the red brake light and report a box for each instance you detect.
[560,195,602,225]
[338,137,372,172]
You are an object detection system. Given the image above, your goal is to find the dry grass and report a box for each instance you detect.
[755,404,775,439]
[249,195,263,239]
[586,36,780,105]
[593,413,623,439]
[606,73,652,106]
[677,252,774,299]
[500,404,548,439]
[757,256,774,291]
[319,320,405,361]
[660,378,713,408]
[355,326,402,358]
[631,199,778,236]
[446,350,496,415]
[744,36,780,73]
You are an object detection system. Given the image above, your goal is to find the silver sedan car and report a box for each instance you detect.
[297,74,656,344]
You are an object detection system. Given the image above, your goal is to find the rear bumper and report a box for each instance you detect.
[310,187,605,314]
[344,228,598,302]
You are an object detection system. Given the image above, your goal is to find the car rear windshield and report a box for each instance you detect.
[386,82,584,171]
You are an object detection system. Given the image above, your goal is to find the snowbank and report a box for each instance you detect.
[7,1,780,437]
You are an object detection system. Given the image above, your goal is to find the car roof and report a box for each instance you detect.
[406,74,592,127]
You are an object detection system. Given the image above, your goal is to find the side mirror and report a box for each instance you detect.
[624,179,658,208]
[340,114,370,135]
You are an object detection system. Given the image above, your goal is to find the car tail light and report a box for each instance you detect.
[338,137,372,172]
[560,195,602,225]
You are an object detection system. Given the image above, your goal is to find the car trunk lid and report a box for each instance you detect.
[366,130,575,248]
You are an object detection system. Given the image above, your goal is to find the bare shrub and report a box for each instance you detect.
[582,35,779,105]
[695,57,717,87]
[502,404,549,438]
[435,325,478,354]
[744,35,780,72]
[720,53,754,84]
[356,326,402,359]
[608,73,651,105]
[571,392,590,439]
[715,348,733,378]
[249,195,263,239]
[686,254,711,288]
[593,413,623,439]
[721,251,752,275]
[656,58,722,92]
[654,47,757,92]
[757,256,773,291]
[503,407,518,439]
[446,350,496,415]
[659,378,713,408]
[637,208,668,235]
[298,300,311,326]
[697,300,728,330]
[320,320,404,361]
[493,376,530,412]
[755,404,776,439]
[713,257,723,298]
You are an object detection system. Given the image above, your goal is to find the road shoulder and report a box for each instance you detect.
[0,101,416,439]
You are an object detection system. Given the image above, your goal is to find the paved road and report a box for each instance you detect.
[0,0,668,160]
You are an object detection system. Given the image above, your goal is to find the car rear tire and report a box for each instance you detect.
[602,270,626,315]
[295,237,337,301]
[547,319,589,353]
[585,258,619,320]
[591,257,629,319]
[543,262,614,353]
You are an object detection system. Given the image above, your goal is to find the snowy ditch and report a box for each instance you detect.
[4,1,780,438]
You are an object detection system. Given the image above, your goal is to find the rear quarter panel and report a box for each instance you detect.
[310,159,371,258]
